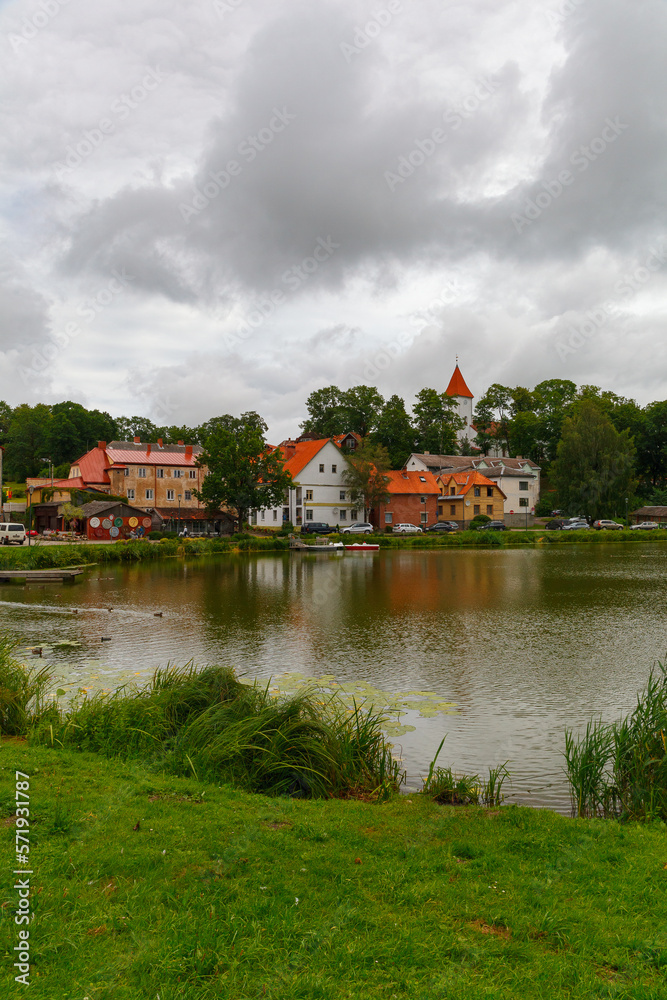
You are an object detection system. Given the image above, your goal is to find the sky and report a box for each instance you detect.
[1,0,666,442]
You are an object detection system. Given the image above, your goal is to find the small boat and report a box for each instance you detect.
[307,541,345,552]
[344,542,380,551]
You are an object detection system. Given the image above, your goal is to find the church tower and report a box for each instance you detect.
[445,362,474,448]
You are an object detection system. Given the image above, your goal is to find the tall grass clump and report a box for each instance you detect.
[29,662,404,799]
[421,737,510,806]
[564,663,667,821]
[0,637,54,736]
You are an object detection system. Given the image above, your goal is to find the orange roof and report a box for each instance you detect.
[445,364,473,398]
[71,447,113,485]
[385,470,440,495]
[277,438,331,478]
[439,470,507,499]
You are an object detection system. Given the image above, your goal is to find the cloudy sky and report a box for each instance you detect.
[1,0,666,440]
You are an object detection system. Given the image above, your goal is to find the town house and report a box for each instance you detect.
[437,470,506,527]
[372,470,440,531]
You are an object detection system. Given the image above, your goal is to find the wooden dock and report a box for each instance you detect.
[0,569,84,583]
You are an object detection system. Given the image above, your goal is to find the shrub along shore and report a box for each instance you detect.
[2,646,667,995]
[0,526,665,571]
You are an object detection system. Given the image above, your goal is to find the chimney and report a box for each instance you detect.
[134,436,140,444]
[146,444,151,457]
[185,445,193,461]
[281,440,297,459]
[423,450,430,455]
[98,441,106,450]
[177,439,184,446]
[157,438,163,448]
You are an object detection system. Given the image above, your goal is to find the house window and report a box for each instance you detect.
[261,510,265,520]
[127,489,135,500]
[273,510,278,521]
[319,464,324,472]
[420,495,426,504]
[174,470,183,478]
[519,481,529,491]
[420,512,428,523]
[124,468,129,477]
[306,490,313,501]
[474,486,481,497]
[339,490,346,501]
[450,487,456,496]
[306,509,313,520]
[167,490,175,501]
[474,504,480,514]
[385,512,393,523]
[138,468,146,478]
[486,504,493,515]
[487,487,493,497]
[145,489,154,500]
[189,470,196,479]
[184,491,191,501]
[350,509,357,519]
[331,464,337,473]
[156,469,164,479]
[419,476,426,482]
[450,505,456,515]
[340,510,347,520]
[519,497,529,507]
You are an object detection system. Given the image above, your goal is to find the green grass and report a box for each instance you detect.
[2,745,667,999]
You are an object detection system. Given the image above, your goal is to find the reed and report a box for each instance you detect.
[421,738,509,806]
[0,637,54,736]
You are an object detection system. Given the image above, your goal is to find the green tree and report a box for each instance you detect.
[551,400,636,520]
[532,378,577,464]
[194,413,293,529]
[472,396,495,455]
[413,389,463,455]
[114,415,160,442]
[341,441,391,517]
[373,395,414,468]
[4,404,52,481]
[340,386,384,437]
[300,387,347,438]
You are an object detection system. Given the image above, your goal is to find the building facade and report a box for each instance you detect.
[372,470,440,530]
[437,471,506,525]
[405,453,540,516]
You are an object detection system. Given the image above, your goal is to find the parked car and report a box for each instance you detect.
[561,520,590,530]
[476,520,508,531]
[545,519,565,530]
[341,522,373,534]
[394,523,423,534]
[630,521,660,530]
[425,521,458,532]
[0,523,27,545]
[592,520,623,530]
[301,522,335,534]
[551,509,563,517]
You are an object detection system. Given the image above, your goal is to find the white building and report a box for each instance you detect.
[251,438,361,528]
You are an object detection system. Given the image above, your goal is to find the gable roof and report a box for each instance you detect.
[445,364,473,399]
[439,470,507,499]
[385,470,440,495]
[277,438,332,478]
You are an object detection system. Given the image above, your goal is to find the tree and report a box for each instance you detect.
[340,386,384,437]
[476,384,514,453]
[413,389,463,455]
[472,396,496,455]
[373,394,414,468]
[341,441,391,517]
[194,413,293,529]
[61,502,85,529]
[3,404,52,481]
[300,387,347,437]
[532,378,577,464]
[550,400,636,520]
[114,415,160,442]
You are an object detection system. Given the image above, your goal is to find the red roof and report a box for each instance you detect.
[106,448,198,467]
[72,446,113,485]
[439,470,507,499]
[445,364,473,399]
[277,439,331,478]
[385,470,440,495]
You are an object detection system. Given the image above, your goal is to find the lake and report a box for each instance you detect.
[2,544,666,812]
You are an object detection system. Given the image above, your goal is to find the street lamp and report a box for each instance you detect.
[625,497,629,527]
[28,485,34,546]
[178,494,182,535]
[41,457,53,488]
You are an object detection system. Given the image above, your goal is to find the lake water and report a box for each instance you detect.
[2,544,667,812]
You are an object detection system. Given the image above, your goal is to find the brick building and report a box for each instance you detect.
[372,470,440,531]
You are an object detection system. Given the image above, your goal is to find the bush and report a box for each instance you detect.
[469,514,491,530]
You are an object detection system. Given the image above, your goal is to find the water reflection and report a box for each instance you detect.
[2,545,667,812]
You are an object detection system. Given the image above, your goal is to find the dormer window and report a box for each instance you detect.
[419,476,426,482]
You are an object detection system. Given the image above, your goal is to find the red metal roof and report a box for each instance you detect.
[385,470,440,495]
[445,364,473,399]
[72,446,113,485]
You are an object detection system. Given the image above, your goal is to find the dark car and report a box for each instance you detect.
[425,521,458,533]
[545,519,565,530]
[300,522,335,534]
[477,520,508,531]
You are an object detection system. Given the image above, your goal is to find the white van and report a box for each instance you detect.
[0,523,27,545]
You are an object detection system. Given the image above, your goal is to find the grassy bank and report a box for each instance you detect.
[2,745,667,999]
